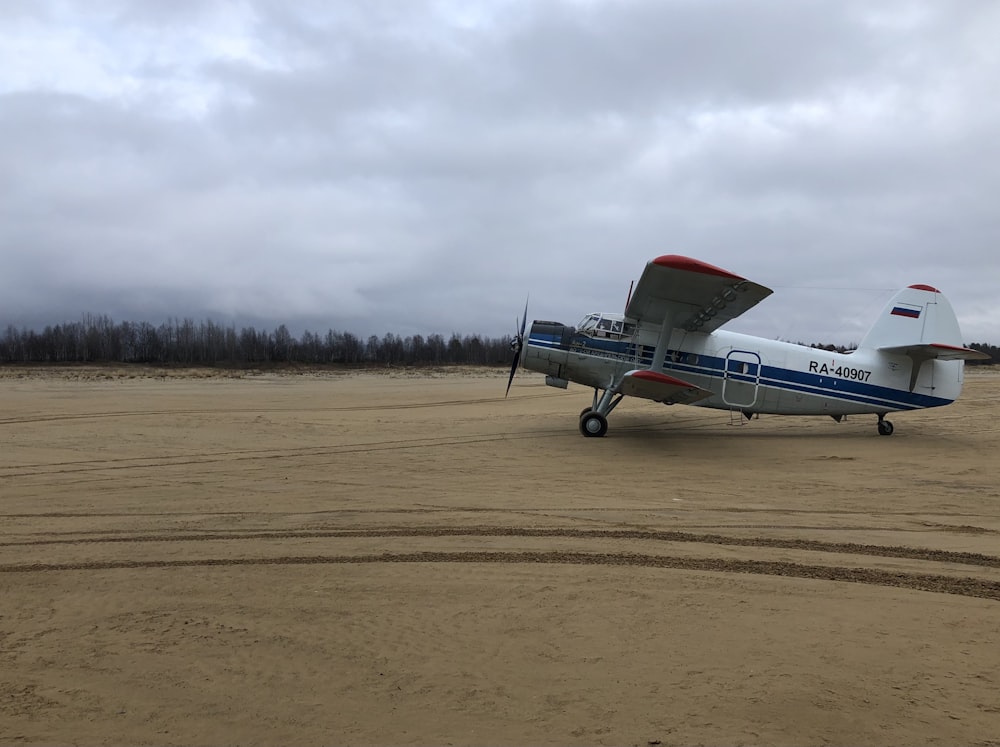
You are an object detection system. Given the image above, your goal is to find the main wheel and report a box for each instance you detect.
[579,411,608,438]
[877,419,894,436]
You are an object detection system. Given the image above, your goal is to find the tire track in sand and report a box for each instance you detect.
[2,551,999,602]
[3,526,999,601]
[0,431,572,478]
[2,526,999,569]
[0,413,741,478]
[0,391,567,426]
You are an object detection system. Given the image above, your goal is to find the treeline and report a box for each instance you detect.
[0,315,512,367]
[1,315,995,367]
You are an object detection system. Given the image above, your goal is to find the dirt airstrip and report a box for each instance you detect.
[1,365,999,746]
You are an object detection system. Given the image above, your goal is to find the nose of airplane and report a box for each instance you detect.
[525,320,575,350]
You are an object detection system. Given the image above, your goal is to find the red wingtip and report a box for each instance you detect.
[908,284,940,292]
[652,255,744,281]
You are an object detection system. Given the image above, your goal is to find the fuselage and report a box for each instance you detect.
[525,316,963,417]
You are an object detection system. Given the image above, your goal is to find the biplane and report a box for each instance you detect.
[506,255,987,437]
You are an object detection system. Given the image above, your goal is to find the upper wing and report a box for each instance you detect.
[625,255,772,333]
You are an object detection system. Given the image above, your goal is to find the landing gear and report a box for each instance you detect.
[577,382,623,438]
[579,411,609,438]
[877,415,894,436]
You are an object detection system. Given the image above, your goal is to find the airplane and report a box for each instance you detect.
[506,255,988,437]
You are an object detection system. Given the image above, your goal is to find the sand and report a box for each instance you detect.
[1,365,999,746]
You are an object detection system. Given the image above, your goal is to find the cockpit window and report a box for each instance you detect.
[576,313,635,340]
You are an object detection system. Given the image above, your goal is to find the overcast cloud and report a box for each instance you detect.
[1,0,998,345]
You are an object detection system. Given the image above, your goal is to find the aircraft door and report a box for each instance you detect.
[722,350,761,408]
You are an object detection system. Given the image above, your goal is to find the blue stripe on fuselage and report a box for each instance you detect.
[526,334,950,411]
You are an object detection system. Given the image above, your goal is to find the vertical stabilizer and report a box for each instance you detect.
[859,285,986,394]
[858,284,963,350]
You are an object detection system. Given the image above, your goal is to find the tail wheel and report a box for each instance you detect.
[579,411,608,438]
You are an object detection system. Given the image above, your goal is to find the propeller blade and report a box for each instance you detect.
[505,353,519,398]
[505,298,529,398]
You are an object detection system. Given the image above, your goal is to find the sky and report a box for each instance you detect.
[1,0,998,346]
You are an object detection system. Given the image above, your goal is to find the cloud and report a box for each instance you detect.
[0,0,998,345]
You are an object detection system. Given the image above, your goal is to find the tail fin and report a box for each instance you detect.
[859,284,987,392]
[859,284,965,351]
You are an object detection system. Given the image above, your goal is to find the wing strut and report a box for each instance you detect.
[649,311,674,374]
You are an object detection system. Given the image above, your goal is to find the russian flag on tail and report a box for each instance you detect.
[891,303,922,319]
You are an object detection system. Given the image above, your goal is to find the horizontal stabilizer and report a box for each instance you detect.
[879,343,989,392]
[620,369,713,405]
[879,343,990,362]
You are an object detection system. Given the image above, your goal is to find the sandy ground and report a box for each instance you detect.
[1,364,999,746]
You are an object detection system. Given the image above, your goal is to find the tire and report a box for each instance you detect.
[579,411,608,438]
[877,419,894,436]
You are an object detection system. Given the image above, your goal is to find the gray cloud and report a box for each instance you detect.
[1,0,998,345]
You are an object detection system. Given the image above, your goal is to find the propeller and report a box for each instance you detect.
[505,298,529,397]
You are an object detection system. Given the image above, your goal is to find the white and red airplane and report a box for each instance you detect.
[507,255,987,437]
